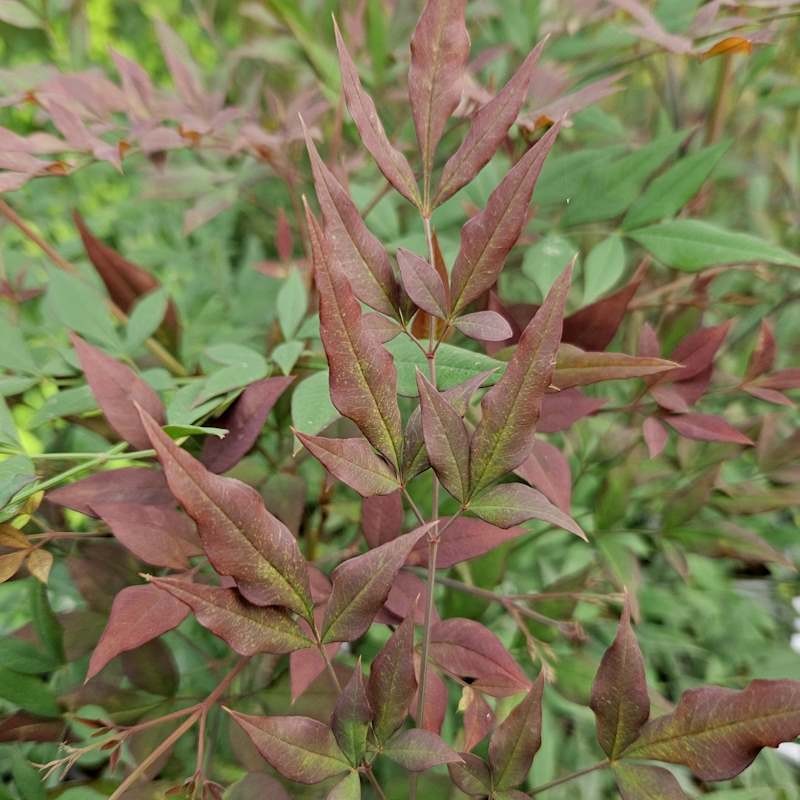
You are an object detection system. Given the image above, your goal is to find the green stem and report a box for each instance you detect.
[529,760,609,795]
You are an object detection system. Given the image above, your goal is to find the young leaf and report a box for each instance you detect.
[294,432,400,497]
[435,40,545,206]
[488,675,544,790]
[628,219,800,271]
[449,122,561,315]
[334,19,420,207]
[416,371,471,502]
[201,376,295,474]
[321,526,430,643]
[397,248,448,318]
[613,763,688,799]
[383,728,462,771]
[454,311,514,342]
[469,483,585,539]
[642,417,669,458]
[303,123,399,317]
[71,334,165,451]
[226,711,350,784]
[332,665,372,765]
[554,345,676,390]
[664,413,753,445]
[138,408,313,618]
[590,600,650,759]
[514,440,571,513]
[539,389,606,432]
[306,202,403,468]
[623,679,800,781]
[86,584,188,681]
[368,611,417,742]
[429,618,530,697]
[469,263,571,493]
[146,576,312,656]
[408,0,470,191]
[362,490,404,548]
[449,753,493,795]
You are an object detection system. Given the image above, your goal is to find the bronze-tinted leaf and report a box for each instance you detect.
[201,376,294,473]
[454,311,514,342]
[332,665,372,765]
[449,122,561,314]
[397,248,448,318]
[488,675,544,790]
[383,728,462,771]
[538,389,606,433]
[469,264,571,493]
[334,19,420,207]
[306,202,403,468]
[303,122,399,317]
[553,345,676,390]
[514,440,571,513]
[86,584,188,681]
[664,413,753,445]
[321,526,430,643]
[408,0,470,190]
[614,763,688,799]
[227,710,349,784]
[294,432,400,497]
[435,40,545,206]
[449,753,492,795]
[362,490,403,548]
[590,601,649,759]
[368,611,417,742]
[642,417,668,458]
[623,679,800,781]
[138,408,312,618]
[71,334,165,450]
[146,576,311,656]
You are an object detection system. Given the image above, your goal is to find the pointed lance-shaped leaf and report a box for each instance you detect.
[469,263,571,493]
[137,408,313,618]
[145,576,312,656]
[201,376,294,474]
[454,311,514,342]
[302,121,399,317]
[590,599,650,759]
[322,525,431,643]
[449,753,492,795]
[226,711,350,785]
[71,334,164,451]
[368,611,417,742]
[449,121,561,315]
[553,345,677,390]
[383,728,462,772]
[86,584,188,682]
[305,201,403,468]
[663,413,753,446]
[334,19,420,207]
[744,320,776,382]
[362,490,403,549]
[408,0,470,190]
[614,763,688,799]
[514,440,571,513]
[294,432,400,497]
[332,664,372,766]
[435,40,546,206]
[488,674,544,790]
[623,679,800,781]
[416,370,471,502]
[469,483,586,539]
[397,248,448,319]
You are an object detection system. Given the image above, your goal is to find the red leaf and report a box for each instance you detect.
[321,526,431,643]
[334,19,420,207]
[46,467,172,517]
[306,201,403,467]
[449,122,561,314]
[435,40,545,206]
[623,680,800,781]
[201,376,294,473]
[411,662,448,734]
[554,345,677,390]
[290,643,340,702]
[488,675,544,790]
[538,389,606,433]
[462,687,495,751]
[71,334,165,450]
[362,490,404,549]
[664,413,753,445]
[757,368,800,391]
[744,320,776,381]
[514,440,571,513]
[146,576,312,655]
[303,122,399,317]
[384,728,462,771]
[397,247,448,318]
[86,584,188,682]
[590,600,650,759]
[429,618,530,697]
[469,263,571,492]
[385,572,435,626]
[138,408,312,618]
[454,311,514,342]
[226,711,349,784]
[663,322,731,384]
[408,0,470,191]
[642,417,668,458]
[294,432,399,497]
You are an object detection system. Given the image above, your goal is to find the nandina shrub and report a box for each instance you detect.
[1,2,800,799]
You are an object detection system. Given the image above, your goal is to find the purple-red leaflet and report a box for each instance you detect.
[397,247,448,318]
[138,407,313,618]
[514,440,572,513]
[454,311,514,342]
[383,728,462,771]
[361,490,403,548]
[664,413,753,445]
[553,345,677,390]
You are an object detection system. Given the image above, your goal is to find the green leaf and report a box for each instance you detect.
[30,580,65,662]
[0,455,35,506]
[272,340,304,375]
[0,666,60,717]
[125,289,168,351]
[198,344,269,403]
[291,370,339,436]
[522,234,579,299]
[277,269,307,340]
[0,1,42,29]
[0,638,59,674]
[162,423,228,439]
[11,755,46,800]
[0,314,38,374]
[30,385,95,428]
[623,139,731,229]
[628,220,800,271]
[387,337,504,397]
[584,235,626,303]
